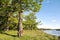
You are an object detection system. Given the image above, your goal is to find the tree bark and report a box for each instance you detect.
[18,11,23,37]
[6,13,10,31]
[17,0,23,37]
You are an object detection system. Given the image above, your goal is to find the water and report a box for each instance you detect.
[43,29,60,36]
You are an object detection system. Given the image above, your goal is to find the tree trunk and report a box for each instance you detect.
[18,11,23,37]
[5,12,10,31]
[6,22,9,31]
[5,13,9,31]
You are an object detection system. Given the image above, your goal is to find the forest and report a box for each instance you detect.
[0,0,58,40]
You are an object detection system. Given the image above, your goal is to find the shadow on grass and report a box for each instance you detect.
[58,36,60,40]
[0,31,17,37]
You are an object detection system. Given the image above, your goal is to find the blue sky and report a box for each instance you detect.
[36,0,60,29]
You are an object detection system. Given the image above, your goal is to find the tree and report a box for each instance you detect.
[0,0,14,31]
[23,13,38,30]
[8,11,18,30]
[0,0,43,37]
[12,0,43,37]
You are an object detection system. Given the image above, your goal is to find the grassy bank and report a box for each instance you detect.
[0,30,58,40]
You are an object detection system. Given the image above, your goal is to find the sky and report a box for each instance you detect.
[36,0,60,29]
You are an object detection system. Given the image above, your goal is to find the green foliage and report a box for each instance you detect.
[11,0,43,12]
[0,0,43,31]
[23,13,39,30]
[0,16,7,30]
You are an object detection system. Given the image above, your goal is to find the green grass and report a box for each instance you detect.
[0,30,58,40]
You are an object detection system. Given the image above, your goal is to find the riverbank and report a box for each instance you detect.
[0,30,58,40]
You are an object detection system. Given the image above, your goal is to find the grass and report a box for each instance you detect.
[0,30,58,40]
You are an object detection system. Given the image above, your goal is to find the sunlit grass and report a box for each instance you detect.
[0,30,58,40]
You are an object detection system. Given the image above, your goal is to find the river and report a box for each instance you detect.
[43,29,60,36]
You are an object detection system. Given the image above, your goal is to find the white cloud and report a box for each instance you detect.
[37,24,50,29]
[37,24,60,29]
[52,20,56,23]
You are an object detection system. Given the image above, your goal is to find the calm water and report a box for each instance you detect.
[43,30,60,36]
